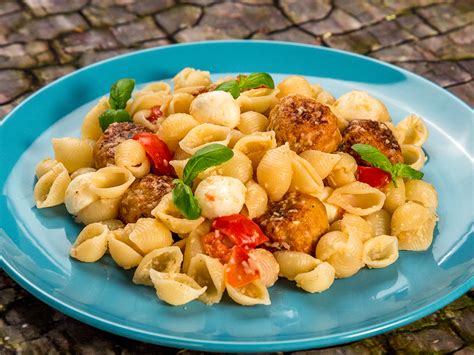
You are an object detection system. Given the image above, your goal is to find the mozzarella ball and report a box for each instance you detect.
[331,90,391,124]
[190,91,240,128]
[194,175,246,219]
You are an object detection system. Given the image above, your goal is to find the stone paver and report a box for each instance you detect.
[0,1,473,354]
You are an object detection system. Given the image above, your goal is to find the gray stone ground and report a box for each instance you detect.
[0,0,473,353]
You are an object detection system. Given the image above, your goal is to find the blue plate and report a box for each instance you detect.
[0,41,473,352]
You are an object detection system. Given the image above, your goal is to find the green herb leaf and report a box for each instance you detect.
[215,79,240,99]
[392,163,424,180]
[109,78,135,109]
[351,144,393,173]
[183,144,234,186]
[172,180,201,220]
[99,109,132,131]
[239,72,275,91]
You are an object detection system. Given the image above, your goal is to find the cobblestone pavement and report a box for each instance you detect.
[0,0,473,354]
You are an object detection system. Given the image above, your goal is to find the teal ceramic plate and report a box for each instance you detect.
[0,41,473,352]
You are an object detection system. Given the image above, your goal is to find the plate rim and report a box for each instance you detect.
[1,40,473,352]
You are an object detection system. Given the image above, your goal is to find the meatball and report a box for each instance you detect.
[118,174,174,223]
[93,122,151,168]
[256,191,329,254]
[339,119,403,165]
[268,94,341,154]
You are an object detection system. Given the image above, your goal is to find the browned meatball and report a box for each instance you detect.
[339,119,403,165]
[268,94,341,154]
[256,191,329,254]
[93,122,151,168]
[118,174,174,223]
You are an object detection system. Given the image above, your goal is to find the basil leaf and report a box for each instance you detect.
[183,144,234,186]
[351,144,393,173]
[392,163,424,180]
[172,180,201,220]
[99,109,132,131]
[239,72,275,91]
[215,80,240,99]
[109,78,135,109]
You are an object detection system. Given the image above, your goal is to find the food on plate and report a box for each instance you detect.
[33,70,438,307]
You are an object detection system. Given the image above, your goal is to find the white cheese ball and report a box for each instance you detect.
[194,175,246,219]
[190,91,240,128]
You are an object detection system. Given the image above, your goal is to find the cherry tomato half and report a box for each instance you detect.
[133,132,173,175]
[202,230,234,264]
[357,166,391,188]
[225,246,260,288]
[212,214,269,249]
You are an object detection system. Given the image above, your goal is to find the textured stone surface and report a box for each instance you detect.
[0,1,473,354]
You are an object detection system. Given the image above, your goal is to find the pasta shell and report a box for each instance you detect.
[163,93,194,116]
[316,90,336,105]
[70,223,109,262]
[187,254,225,305]
[340,214,374,243]
[257,143,293,201]
[34,162,71,208]
[183,220,210,273]
[273,251,319,281]
[277,76,313,98]
[226,279,271,306]
[215,150,253,183]
[128,218,173,255]
[107,229,143,269]
[395,114,428,146]
[132,109,161,132]
[331,90,391,123]
[75,197,121,225]
[289,151,324,195]
[81,96,109,140]
[248,249,279,287]
[326,153,357,188]
[401,144,427,170]
[35,158,59,178]
[237,111,269,134]
[150,270,207,306]
[89,166,135,199]
[233,131,277,169]
[327,181,386,216]
[173,67,211,89]
[64,172,99,215]
[245,180,268,219]
[114,139,150,178]
[52,137,94,173]
[237,88,279,114]
[133,246,183,286]
[141,81,171,94]
[179,123,231,155]
[228,129,246,148]
[126,91,170,116]
[100,219,124,231]
[299,150,342,179]
[364,209,392,236]
[158,113,199,151]
[383,177,406,214]
[70,167,96,180]
[362,235,399,268]
[405,180,438,209]
[151,193,205,234]
[294,261,335,293]
[323,202,344,224]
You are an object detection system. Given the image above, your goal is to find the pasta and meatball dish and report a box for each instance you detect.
[33,68,438,306]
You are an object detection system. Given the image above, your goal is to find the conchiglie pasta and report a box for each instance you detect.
[233,131,277,169]
[179,123,231,155]
[273,251,319,280]
[237,88,279,114]
[151,193,205,234]
[52,137,94,173]
[114,139,150,178]
[187,254,225,305]
[162,93,195,116]
[150,270,207,306]
[316,90,336,105]
[133,246,183,286]
[169,159,188,180]
[35,158,59,178]
[277,76,313,98]
[141,81,171,94]
[257,143,293,201]
[294,261,336,293]
[226,279,270,306]
[391,201,437,251]
[228,129,245,148]
[395,114,428,146]
[237,111,269,134]
[128,218,173,254]
[173,67,211,90]
[248,249,279,287]
[405,180,438,209]
[340,213,374,243]
[245,180,268,219]
[215,150,253,183]
[70,167,96,180]
[107,227,143,269]
[64,172,98,215]
[70,223,109,262]
[362,235,399,268]
[81,96,109,140]
[75,197,121,225]
[326,153,357,188]
[315,231,364,278]
[126,91,169,117]
[364,209,392,236]
[89,166,135,199]
[133,109,161,132]
[289,151,324,195]
[383,177,406,214]
[401,144,427,170]
[34,162,71,208]
[183,220,210,273]
[300,150,342,179]
[327,181,386,216]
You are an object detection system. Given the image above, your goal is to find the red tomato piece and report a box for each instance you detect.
[133,132,173,175]
[225,246,260,288]
[212,214,269,249]
[357,166,391,188]
[147,105,162,123]
[202,231,234,264]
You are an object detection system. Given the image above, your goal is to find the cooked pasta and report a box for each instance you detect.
[133,246,183,286]
[81,96,109,140]
[89,166,135,199]
[128,218,173,254]
[248,249,279,287]
[215,150,253,183]
[326,153,357,188]
[52,137,94,173]
[328,181,386,216]
[70,223,109,262]
[244,180,268,219]
[299,150,342,179]
[70,167,96,181]
[233,131,277,169]
[289,151,324,195]
[114,139,150,178]
[187,253,225,305]
[182,220,210,273]
[64,172,98,215]
[237,88,279,114]
[107,227,143,269]
[405,180,438,210]
[383,177,406,214]
[274,251,319,280]
[75,197,121,225]
[395,114,428,146]
[35,158,60,178]
[294,261,335,293]
[173,67,211,90]
[277,76,313,98]
[141,81,171,94]
[237,111,269,134]
[150,270,207,306]
[34,162,71,208]
[126,91,169,117]
[163,93,194,116]
[364,209,392,236]
[226,279,271,306]
[179,123,231,155]
[362,235,399,268]
[158,113,199,151]
[132,109,161,132]
[340,213,374,243]
[401,144,427,170]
